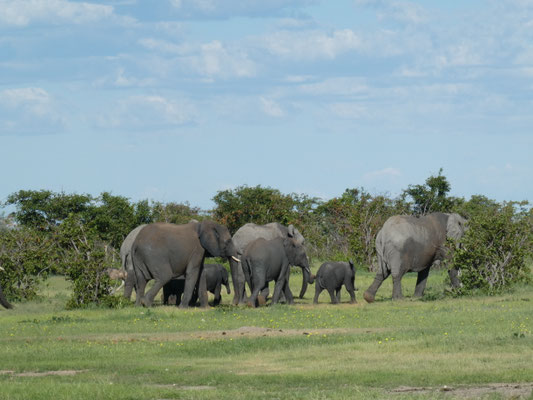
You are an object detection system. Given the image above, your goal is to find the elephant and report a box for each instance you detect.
[131,220,239,308]
[313,260,357,304]
[231,222,311,304]
[364,212,467,303]
[242,237,310,308]
[119,224,146,302]
[0,267,13,309]
[162,263,231,306]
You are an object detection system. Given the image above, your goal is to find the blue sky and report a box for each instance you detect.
[1,0,532,210]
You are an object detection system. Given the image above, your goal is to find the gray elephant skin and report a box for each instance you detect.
[313,260,357,304]
[162,263,231,306]
[232,223,311,304]
[242,237,310,307]
[364,212,466,303]
[120,224,146,302]
[131,220,239,308]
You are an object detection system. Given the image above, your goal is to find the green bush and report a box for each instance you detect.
[449,202,532,294]
[54,215,120,309]
[0,227,55,301]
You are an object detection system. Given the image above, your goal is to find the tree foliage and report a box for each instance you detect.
[449,201,532,294]
[0,227,55,301]
[54,214,120,309]
[403,168,457,215]
[212,185,299,235]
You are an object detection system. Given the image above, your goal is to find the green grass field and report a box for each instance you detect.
[1,264,532,400]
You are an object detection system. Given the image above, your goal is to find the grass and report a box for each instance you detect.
[0,263,532,399]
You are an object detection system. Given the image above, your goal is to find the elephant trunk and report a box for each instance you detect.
[228,255,245,305]
[299,264,313,299]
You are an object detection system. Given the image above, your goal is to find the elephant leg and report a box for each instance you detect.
[213,284,222,306]
[448,267,462,289]
[392,274,403,300]
[364,270,390,303]
[180,262,207,309]
[142,278,167,307]
[336,288,341,303]
[326,288,337,304]
[283,279,294,305]
[345,281,357,304]
[272,264,289,305]
[248,273,265,307]
[135,276,147,307]
[123,270,135,301]
[313,285,322,304]
[414,266,431,297]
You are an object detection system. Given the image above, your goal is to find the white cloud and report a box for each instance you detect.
[328,102,367,119]
[261,29,362,60]
[96,95,197,131]
[169,0,317,19]
[364,167,402,180]
[354,0,427,24]
[0,0,119,26]
[0,87,64,135]
[298,77,368,96]
[92,68,155,88]
[260,97,285,117]
[181,40,256,79]
[138,38,182,54]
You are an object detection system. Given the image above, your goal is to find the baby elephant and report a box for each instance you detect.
[162,263,231,306]
[313,260,357,304]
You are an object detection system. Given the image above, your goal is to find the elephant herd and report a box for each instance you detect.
[0,212,467,310]
[99,212,467,310]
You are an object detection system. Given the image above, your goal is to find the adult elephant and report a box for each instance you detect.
[231,223,311,304]
[0,267,13,309]
[242,237,310,307]
[131,220,239,308]
[364,212,466,303]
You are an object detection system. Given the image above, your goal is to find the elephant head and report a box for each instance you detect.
[446,213,467,240]
[282,237,313,297]
[196,220,240,261]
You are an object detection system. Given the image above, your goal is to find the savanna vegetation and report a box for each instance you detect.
[1,170,533,399]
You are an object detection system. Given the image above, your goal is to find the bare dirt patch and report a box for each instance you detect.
[0,370,88,377]
[154,384,215,390]
[391,383,533,399]
[61,326,385,344]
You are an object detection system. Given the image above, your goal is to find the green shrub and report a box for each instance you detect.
[0,227,54,301]
[54,215,120,309]
[449,202,532,294]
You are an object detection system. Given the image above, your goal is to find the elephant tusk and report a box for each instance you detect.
[110,281,124,295]
[231,256,241,263]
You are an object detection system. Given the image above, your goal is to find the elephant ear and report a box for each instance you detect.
[197,220,223,258]
[287,224,295,238]
[446,213,466,240]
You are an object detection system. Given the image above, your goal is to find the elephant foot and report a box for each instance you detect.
[246,301,256,308]
[257,295,266,306]
[363,291,375,303]
[140,297,152,307]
